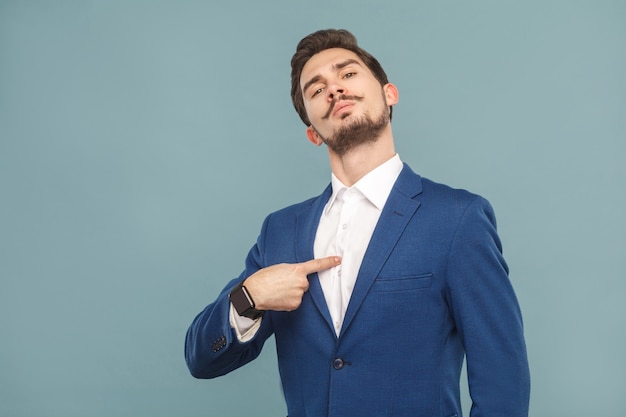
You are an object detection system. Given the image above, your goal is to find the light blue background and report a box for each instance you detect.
[1,1,624,416]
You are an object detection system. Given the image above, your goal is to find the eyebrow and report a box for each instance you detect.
[301,58,362,95]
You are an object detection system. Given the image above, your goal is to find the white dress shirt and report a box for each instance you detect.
[315,154,403,335]
[231,154,403,339]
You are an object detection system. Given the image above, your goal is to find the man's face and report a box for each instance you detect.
[299,48,397,155]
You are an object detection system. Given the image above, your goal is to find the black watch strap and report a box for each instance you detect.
[229,281,264,320]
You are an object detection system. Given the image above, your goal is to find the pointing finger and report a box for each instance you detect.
[300,256,342,275]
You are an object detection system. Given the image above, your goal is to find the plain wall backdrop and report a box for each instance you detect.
[1,1,624,416]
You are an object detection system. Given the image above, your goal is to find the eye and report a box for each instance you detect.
[312,87,324,98]
[343,72,356,79]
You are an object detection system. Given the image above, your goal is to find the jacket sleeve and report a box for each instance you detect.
[446,196,531,416]
[184,215,274,379]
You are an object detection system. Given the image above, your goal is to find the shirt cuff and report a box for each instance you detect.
[229,302,262,343]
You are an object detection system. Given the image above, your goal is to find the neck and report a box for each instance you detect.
[328,126,396,186]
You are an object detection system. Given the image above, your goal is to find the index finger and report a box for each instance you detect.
[300,256,342,275]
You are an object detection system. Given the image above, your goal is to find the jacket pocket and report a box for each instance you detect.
[371,273,433,292]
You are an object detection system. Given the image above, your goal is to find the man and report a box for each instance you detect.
[185,29,530,416]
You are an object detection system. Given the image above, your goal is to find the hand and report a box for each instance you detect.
[243,256,342,311]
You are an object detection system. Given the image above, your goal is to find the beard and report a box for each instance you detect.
[312,92,391,157]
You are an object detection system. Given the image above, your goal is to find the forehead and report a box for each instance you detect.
[300,48,368,88]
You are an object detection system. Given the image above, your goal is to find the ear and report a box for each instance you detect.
[383,83,399,106]
[306,126,323,146]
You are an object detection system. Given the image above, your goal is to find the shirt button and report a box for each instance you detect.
[333,358,344,370]
[341,224,347,230]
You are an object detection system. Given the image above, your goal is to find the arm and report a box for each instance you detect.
[184,240,274,379]
[185,214,275,378]
[446,197,530,416]
[184,214,341,379]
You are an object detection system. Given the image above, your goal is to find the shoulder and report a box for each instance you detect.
[421,176,487,207]
[396,166,500,237]
[270,185,330,216]
[258,184,331,228]
[400,164,490,213]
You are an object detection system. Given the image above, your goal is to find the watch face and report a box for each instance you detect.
[230,285,253,314]
[229,284,263,319]
[240,286,255,306]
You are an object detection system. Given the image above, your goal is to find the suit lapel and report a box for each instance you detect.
[340,165,423,337]
[295,185,335,333]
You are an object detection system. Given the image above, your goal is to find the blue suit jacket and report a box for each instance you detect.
[186,164,530,417]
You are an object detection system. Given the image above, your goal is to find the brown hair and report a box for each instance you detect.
[290,29,391,126]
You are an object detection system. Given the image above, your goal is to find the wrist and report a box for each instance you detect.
[229,281,265,320]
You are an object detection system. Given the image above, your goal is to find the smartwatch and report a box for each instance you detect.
[229,281,264,320]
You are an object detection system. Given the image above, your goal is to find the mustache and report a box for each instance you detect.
[321,94,364,120]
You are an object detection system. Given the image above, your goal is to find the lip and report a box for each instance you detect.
[332,101,354,116]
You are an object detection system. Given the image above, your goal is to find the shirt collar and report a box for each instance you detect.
[326,154,403,213]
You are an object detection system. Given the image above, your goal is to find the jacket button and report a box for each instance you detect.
[211,336,227,352]
[333,358,344,370]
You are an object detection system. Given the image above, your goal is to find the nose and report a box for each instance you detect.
[328,84,345,101]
